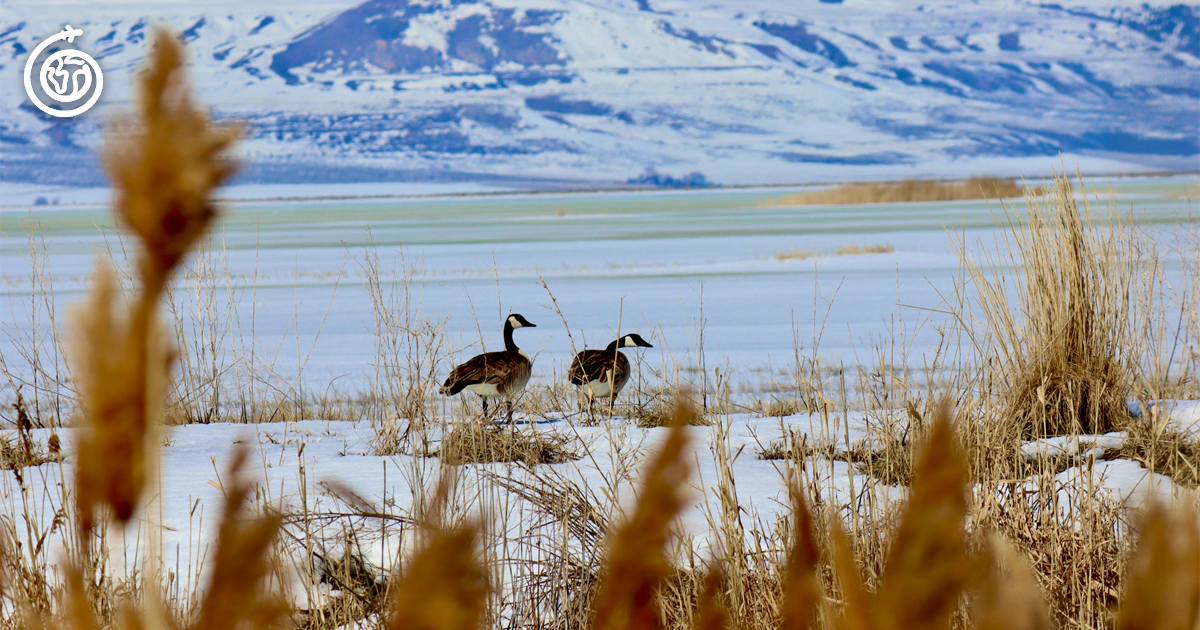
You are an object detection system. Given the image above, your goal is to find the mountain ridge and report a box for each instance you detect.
[1,0,1196,187]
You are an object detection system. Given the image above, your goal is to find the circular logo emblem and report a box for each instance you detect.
[24,25,104,118]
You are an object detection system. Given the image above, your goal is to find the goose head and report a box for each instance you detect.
[619,333,653,349]
[507,313,537,329]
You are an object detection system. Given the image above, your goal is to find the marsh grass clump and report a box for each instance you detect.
[976,477,1127,627]
[1,392,60,472]
[766,177,1030,207]
[964,172,1138,441]
[1117,413,1200,488]
[753,396,805,419]
[775,249,821,261]
[774,244,892,262]
[835,243,894,256]
[631,396,712,428]
[758,419,921,487]
[437,423,579,466]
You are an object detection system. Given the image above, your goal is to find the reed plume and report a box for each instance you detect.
[873,403,969,630]
[71,26,240,537]
[592,400,694,630]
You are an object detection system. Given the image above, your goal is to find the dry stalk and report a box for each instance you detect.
[592,400,694,630]
[1116,501,1200,630]
[72,26,240,536]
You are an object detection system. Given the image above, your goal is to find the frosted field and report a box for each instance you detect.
[1,174,1198,607]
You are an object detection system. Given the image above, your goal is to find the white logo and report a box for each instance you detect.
[24,25,104,118]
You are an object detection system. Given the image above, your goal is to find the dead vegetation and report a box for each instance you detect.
[436,422,580,466]
[764,177,1030,206]
[962,173,1139,441]
[835,243,894,256]
[1,392,60,472]
[757,425,917,487]
[1117,413,1200,488]
[775,243,893,261]
[631,394,713,428]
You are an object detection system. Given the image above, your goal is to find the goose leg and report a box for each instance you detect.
[482,398,489,419]
[507,399,515,425]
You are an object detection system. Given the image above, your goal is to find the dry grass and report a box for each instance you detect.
[775,249,822,261]
[758,423,918,487]
[1,392,60,472]
[753,396,806,419]
[1116,413,1200,488]
[436,423,580,466]
[631,394,713,428]
[834,244,894,256]
[764,177,1029,207]
[774,244,893,262]
[962,172,1138,441]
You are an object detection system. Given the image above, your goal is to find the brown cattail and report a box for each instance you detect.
[192,446,286,630]
[974,534,1054,630]
[385,526,485,630]
[592,400,694,630]
[70,260,173,532]
[72,25,240,537]
[1117,500,1200,630]
[693,563,731,630]
[779,483,821,630]
[828,515,873,630]
[873,402,969,630]
[104,28,241,282]
[386,468,485,630]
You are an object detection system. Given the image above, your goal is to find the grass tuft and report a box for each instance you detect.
[1116,413,1200,488]
[964,172,1136,440]
[631,397,712,428]
[437,423,579,466]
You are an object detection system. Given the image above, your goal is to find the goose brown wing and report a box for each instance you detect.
[443,351,511,394]
[569,350,613,385]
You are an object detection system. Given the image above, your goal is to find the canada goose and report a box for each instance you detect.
[568,333,654,413]
[441,314,536,422]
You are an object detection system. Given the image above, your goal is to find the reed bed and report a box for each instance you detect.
[1,27,1199,630]
[763,177,1029,207]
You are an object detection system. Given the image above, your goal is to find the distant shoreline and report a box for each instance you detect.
[2,169,1197,212]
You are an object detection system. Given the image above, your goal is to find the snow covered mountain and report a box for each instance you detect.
[1,0,1196,188]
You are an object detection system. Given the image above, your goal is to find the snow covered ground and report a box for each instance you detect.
[6,401,1196,606]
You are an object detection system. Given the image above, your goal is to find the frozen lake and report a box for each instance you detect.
[2,175,1197,399]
